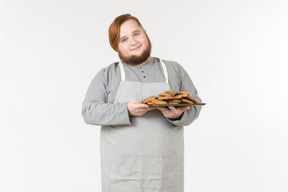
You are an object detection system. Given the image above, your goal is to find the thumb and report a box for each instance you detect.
[130,99,141,104]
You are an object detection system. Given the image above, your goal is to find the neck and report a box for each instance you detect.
[134,56,151,66]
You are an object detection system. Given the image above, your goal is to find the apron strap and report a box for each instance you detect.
[119,59,168,83]
[160,60,169,83]
[118,61,125,81]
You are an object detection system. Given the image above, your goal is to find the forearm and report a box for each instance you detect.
[82,101,131,126]
[167,105,202,127]
[166,62,203,127]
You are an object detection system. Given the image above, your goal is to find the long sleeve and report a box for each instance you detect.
[82,58,202,127]
[82,68,131,126]
[166,62,202,127]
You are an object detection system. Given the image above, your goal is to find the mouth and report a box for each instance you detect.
[131,45,142,51]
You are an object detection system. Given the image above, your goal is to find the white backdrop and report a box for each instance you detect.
[1,0,288,191]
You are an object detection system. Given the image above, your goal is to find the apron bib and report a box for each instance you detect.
[100,60,184,192]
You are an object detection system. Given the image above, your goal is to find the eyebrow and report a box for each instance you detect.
[119,30,141,42]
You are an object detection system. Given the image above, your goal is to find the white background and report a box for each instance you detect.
[1,0,288,191]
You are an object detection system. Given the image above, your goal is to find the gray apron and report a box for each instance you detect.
[100,60,184,192]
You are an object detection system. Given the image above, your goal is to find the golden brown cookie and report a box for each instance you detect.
[185,96,198,103]
[175,94,188,99]
[168,99,182,104]
[152,99,167,105]
[158,93,173,97]
[175,91,189,97]
[158,96,175,100]
[142,96,157,104]
[176,91,189,95]
[165,90,180,95]
[180,98,194,104]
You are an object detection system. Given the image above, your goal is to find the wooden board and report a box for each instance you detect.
[147,103,206,107]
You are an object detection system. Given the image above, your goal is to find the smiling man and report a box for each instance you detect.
[82,14,202,192]
[117,20,151,65]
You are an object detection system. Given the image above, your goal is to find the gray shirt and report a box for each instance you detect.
[82,57,202,127]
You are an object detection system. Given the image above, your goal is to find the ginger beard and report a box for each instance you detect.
[118,35,152,66]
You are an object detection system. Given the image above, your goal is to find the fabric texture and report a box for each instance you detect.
[82,57,202,191]
[82,57,202,126]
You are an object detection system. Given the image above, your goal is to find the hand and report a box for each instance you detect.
[156,106,190,120]
[127,99,156,117]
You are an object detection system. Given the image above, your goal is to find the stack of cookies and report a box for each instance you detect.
[142,90,198,105]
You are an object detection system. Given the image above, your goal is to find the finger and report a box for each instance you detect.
[134,100,142,104]
[136,103,150,109]
[156,106,168,112]
[156,106,167,110]
[168,106,176,111]
[175,106,190,111]
[183,106,191,110]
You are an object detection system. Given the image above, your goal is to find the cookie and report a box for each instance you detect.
[165,90,180,95]
[175,94,188,99]
[175,91,189,97]
[180,98,194,104]
[185,96,198,103]
[158,96,175,100]
[158,93,173,97]
[176,91,189,95]
[142,96,157,104]
[168,99,181,104]
[152,99,167,105]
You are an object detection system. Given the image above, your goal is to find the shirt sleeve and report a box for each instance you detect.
[166,62,202,127]
[82,68,132,126]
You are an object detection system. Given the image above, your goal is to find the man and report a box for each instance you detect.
[82,14,202,192]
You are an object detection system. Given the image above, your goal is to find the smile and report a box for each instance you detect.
[131,45,142,51]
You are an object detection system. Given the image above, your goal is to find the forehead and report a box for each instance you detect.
[119,19,143,37]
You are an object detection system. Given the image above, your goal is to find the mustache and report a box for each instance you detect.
[118,36,152,65]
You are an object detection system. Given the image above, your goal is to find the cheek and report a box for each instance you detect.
[141,37,149,45]
[118,45,126,53]
[118,46,129,56]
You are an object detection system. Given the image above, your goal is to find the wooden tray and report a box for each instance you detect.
[147,103,206,107]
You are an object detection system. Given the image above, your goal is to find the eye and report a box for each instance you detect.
[121,38,127,43]
[134,33,139,37]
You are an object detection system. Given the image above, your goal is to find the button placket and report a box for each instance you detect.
[139,66,146,79]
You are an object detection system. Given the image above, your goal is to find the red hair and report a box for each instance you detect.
[108,14,143,52]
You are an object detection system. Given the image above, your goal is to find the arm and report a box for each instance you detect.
[82,69,131,126]
[127,100,156,117]
[162,62,202,127]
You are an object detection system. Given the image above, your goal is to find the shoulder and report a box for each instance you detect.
[96,61,121,78]
[158,58,185,73]
[91,61,121,84]
[157,57,181,67]
[99,61,120,74]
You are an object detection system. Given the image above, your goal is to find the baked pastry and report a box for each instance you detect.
[158,96,175,100]
[185,96,198,103]
[175,94,188,99]
[142,96,157,104]
[176,91,189,95]
[175,91,189,97]
[165,90,180,95]
[168,99,182,104]
[158,93,173,97]
[151,99,167,105]
[180,98,194,104]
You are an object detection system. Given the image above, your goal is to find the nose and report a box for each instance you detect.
[129,37,137,45]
